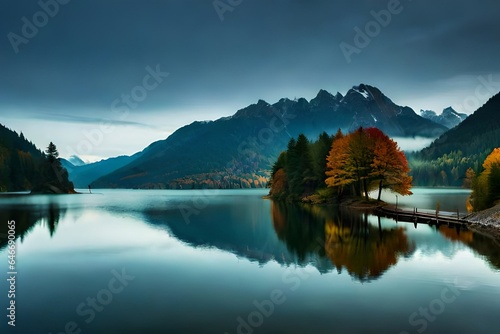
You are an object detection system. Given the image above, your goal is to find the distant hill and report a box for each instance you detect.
[93,84,448,189]
[420,107,468,129]
[420,92,500,159]
[411,91,500,186]
[67,155,86,166]
[61,153,142,188]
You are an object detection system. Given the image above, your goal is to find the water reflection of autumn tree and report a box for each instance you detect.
[438,225,500,270]
[438,226,474,244]
[324,213,415,281]
[271,201,415,281]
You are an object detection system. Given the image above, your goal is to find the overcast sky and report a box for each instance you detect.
[1,0,500,161]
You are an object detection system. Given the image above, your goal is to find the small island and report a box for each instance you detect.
[267,127,412,205]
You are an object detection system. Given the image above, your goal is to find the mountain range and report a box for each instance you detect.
[91,84,449,189]
[420,92,500,159]
[420,107,468,129]
[3,83,478,191]
[61,153,142,189]
[410,90,500,186]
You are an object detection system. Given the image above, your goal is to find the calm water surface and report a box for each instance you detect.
[378,187,472,213]
[0,189,499,334]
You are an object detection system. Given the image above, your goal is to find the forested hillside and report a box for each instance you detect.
[0,124,74,193]
[0,124,43,191]
[410,91,500,186]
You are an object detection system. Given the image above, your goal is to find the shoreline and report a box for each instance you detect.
[464,203,500,241]
[266,192,500,242]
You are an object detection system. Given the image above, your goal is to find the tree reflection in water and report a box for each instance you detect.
[271,201,415,281]
[0,202,65,250]
[324,213,415,281]
[437,224,500,271]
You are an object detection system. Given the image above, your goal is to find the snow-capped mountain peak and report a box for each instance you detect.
[420,107,468,129]
[351,84,372,100]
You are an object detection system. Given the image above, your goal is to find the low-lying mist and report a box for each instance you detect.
[392,136,435,153]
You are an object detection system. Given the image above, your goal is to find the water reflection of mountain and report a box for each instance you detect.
[0,202,65,250]
[142,201,293,265]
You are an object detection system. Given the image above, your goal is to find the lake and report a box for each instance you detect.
[1,188,499,334]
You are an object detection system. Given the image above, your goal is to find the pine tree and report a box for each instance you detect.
[310,132,334,189]
[285,135,314,197]
[31,142,75,194]
[45,142,59,163]
[295,134,315,194]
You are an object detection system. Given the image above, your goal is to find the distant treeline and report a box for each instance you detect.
[408,150,485,187]
[139,171,269,190]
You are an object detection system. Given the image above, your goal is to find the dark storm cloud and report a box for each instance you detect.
[1,0,499,119]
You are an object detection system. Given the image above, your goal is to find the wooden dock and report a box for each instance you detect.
[376,205,471,227]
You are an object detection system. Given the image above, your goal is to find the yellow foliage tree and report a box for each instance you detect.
[325,134,356,193]
[471,148,500,211]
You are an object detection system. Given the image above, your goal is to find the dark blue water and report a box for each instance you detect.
[0,189,499,334]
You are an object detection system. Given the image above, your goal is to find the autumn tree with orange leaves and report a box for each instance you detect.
[367,128,412,200]
[325,128,412,201]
